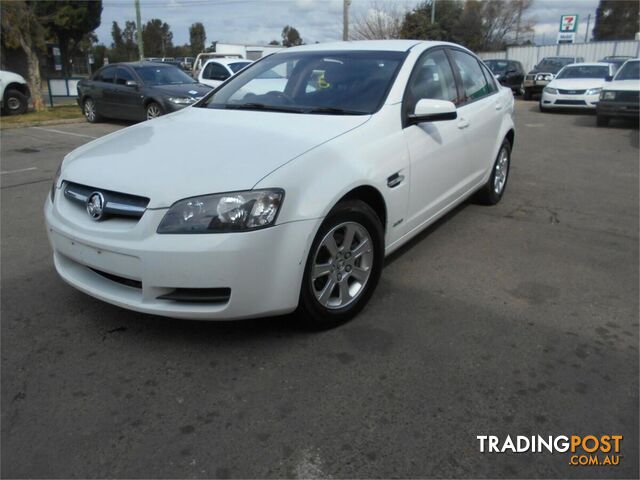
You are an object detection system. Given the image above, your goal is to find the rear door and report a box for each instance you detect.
[448,48,502,185]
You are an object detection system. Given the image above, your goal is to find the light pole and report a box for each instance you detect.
[135,0,144,60]
[431,0,436,24]
[343,0,351,41]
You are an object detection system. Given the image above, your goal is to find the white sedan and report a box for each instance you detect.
[45,40,515,328]
[539,62,615,112]
[197,58,253,88]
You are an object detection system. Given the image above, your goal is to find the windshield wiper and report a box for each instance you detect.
[225,103,305,113]
[305,107,367,115]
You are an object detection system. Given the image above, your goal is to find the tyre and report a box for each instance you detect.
[539,101,549,113]
[475,138,511,206]
[83,97,102,123]
[596,115,610,127]
[145,102,164,120]
[298,200,384,329]
[3,89,28,115]
[523,88,532,101]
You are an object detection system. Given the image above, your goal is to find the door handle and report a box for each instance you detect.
[495,102,503,110]
[457,117,470,129]
[387,172,404,188]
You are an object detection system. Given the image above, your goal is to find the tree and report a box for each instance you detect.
[269,39,281,45]
[142,19,173,57]
[480,0,534,50]
[35,0,103,76]
[111,21,124,59]
[593,0,640,41]
[0,0,45,110]
[351,0,406,40]
[189,22,206,56]
[400,0,464,42]
[123,21,138,60]
[281,25,302,47]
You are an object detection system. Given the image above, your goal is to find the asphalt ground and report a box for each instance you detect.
[1,102,638,479]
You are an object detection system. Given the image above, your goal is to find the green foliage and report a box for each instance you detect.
[281,25,303,47]
[592,0,640,41]
[142,18,173,57]
[189,23,206,56]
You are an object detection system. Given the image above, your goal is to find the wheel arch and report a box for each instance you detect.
[505,128,515,148]
[4,82,30,99]
[335,185,387,232]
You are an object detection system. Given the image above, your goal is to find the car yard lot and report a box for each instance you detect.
[1,103,638,478]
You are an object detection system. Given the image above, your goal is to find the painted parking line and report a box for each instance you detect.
[0,167,38,175]
[31,126,97,139]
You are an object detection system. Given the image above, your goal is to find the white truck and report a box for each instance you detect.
[0,70,31,115]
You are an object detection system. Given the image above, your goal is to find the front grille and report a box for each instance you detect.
[526,74,535,81]
[555,99,587,105]
[558,89,586,95]
[64,182,149,220]
[614,91,639,103]
[90,268,142,289]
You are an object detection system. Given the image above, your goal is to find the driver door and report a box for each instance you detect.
[401,48,473,233]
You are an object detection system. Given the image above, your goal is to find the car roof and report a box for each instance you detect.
[285,40,450,53]
[202,58,253,66]
[562,62,612,67]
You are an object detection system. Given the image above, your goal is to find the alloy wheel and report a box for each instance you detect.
[493,146,509,194]
[7,97,21,111]
[146,104,162,120]
[84,99,95,121]
[311,221,374,309]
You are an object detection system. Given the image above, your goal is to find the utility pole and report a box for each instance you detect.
[431,0,436,24]
[515,0,523,44]
[584,14,591,43]
[342,0,351,41]
[135,0,144,60]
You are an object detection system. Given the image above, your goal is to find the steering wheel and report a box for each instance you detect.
[265,91,295,105]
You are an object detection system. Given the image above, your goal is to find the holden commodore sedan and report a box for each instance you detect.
[46,40,515,328]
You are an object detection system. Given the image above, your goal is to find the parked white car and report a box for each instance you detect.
[596,58,640,127]
[197,58,253,88]
[539,62,614,112]
[0,69,31,115]
[45,40,515,328]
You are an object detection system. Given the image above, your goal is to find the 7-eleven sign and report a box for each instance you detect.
[560,14,578,32]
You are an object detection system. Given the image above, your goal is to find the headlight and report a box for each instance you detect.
[167,97,196,105]
[601,91,616,100]
[543,87,558,94]
[157,189,284,234]
[585,88,602,95]
[50,164,62,202]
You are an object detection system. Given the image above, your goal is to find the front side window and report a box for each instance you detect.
[199,50,406,115]
[132,65,196,85]
[404,49,458,117]
[203,62,231,81]
[555,65,611,79]
[449,50,491,102]
[614,61,640,81]
[115,67,134,85]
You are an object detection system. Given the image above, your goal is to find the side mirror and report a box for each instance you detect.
[125,80,138,87]
[408,99,457,125]
[605,75,613,82]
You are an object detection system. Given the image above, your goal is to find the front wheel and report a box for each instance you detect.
[539,101,550,113]
[145,102,164,120]
[3,89,28,115]
[475,138,511,206]
[523,88,532,101]
[298,200,384,329]
[83,97,102,123]
[596,115,610,127]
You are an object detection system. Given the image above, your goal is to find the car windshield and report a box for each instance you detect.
[133,65,196,85]
[485,60,509,73]
[555,65,610,79]
[614,61,640,80]
[198,50,406,115]
[536,58,575,73]
[229,62,252,73]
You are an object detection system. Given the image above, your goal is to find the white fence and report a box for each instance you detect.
[478,40,640,72]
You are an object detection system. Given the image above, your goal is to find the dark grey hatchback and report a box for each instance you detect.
[77,62,213,122]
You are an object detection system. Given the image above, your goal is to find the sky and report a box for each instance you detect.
[94,0,602,48]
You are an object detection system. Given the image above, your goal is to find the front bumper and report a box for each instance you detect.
[44,193,319,320]
[540,91,600,109]
[596,100,640,118]
[523,77,550,93]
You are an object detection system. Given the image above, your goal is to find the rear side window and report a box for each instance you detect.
[97,66,116,83]
[449,50,491,102]
[480,63,498,94]
[203,62,231,81]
